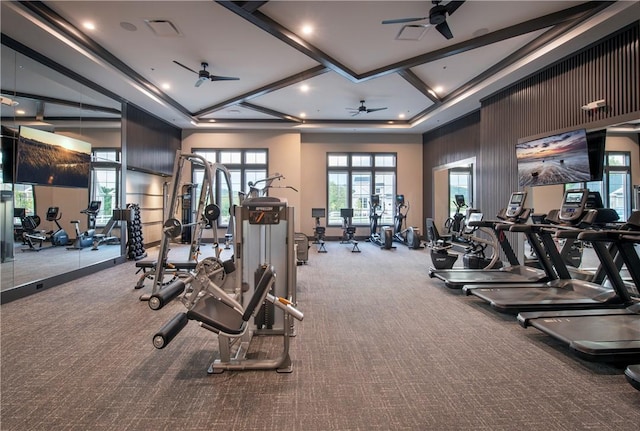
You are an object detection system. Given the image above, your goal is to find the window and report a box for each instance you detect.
[192,149,267,226]
[91,149,121,226]
[565,151,631,220]
[449,166,473,217]
[327,152,396,226]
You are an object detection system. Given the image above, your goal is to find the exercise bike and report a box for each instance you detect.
[392,194,423,249]
[67,201,101,250]
[45,206,70,247]
[20,207,70,251]
[368,194,394,249]
[311,208,327,253]
[340,208,360,252]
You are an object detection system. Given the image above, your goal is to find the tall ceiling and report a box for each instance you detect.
[1,1,638,133]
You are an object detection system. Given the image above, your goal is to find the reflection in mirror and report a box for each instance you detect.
[432,157,475,235]
[1,46,121,293]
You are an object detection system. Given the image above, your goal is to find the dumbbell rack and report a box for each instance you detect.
[126,203,147,260]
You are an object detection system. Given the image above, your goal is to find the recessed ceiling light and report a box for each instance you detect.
[300,112,307,118]
[300,84,309,93]
[83,21,96,31]
[434,86,443,94]
[398,113,405,119]
[161,83,170,90]
[16,109,26,115]
[209,119,216,123]
[301,24,313,35]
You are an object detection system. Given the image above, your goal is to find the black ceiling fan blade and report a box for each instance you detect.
[209,75,240,82]
[381,16,428,25]
[366,107,388,113]
[435,21,454,39]
[445,1,465,16]
[173,60,199,75]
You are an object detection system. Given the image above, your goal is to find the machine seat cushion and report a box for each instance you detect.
[135,260,198,270]
[186,295,245,335]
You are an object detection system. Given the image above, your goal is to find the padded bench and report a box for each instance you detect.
[134,260,199,289]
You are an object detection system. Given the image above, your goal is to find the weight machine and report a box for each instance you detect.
[151,195,303,373]
[137,150,233,300]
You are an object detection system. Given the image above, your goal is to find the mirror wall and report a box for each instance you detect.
[1,45,122,293]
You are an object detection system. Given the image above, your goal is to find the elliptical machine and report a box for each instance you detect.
[67,201,101,250]
[444,194,467,241]
[368,194,394,249]
[392,194,423,249]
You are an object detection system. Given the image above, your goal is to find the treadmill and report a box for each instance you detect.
[518,214,640,363]
[464,189,630,314]
[429,191,551,289]
[626,365,640,391]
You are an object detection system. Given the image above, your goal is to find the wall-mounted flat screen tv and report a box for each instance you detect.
[586,129,606,182]
[1,125,18,183]
[16,126,91,188]
[516,128,591,187]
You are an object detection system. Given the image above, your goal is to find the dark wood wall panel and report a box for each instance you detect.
[422,110,480,218]
[125,104,181,176]
[479,23,639,216]
[423,23,639,252]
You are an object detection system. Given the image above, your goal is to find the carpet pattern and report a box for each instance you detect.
[1,240,639,430]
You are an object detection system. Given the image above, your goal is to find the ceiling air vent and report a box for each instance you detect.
[144,19,182,37]
[396,25,428,41]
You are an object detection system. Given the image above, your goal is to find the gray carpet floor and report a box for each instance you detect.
[1,240,639,430]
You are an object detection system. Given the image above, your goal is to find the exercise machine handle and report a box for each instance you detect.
[266,293,304,321]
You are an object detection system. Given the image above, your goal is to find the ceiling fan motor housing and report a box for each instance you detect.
[429,6,447,25]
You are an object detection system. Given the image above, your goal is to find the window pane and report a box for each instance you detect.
[328,172,348,225]
[607,171,628,220]
[375,154,396,167]
[13,184,35,217]
[328,154,348,167]
[244,169,265,192]
[375,172,395,225]
[194,150,216,164]
[245,150,267,165]
[92,168,117,225]
[351,172,371,225]
[351,155,371,167]
[220,151,241,164]
[607,153,628,167]
[227,170,242,205]
[449,171,472,217]
[93,149,118,162]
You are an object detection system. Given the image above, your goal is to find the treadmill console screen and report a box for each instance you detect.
[559,189,588,221]
[505,192,527,218]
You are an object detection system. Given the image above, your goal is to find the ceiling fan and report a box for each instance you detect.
[381,0,465,40]
[173,60,239,87]
[346,100,388,116]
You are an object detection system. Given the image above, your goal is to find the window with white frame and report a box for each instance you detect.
[327,152,396,226]
[565,151,632,221]
[91,149,120,226]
